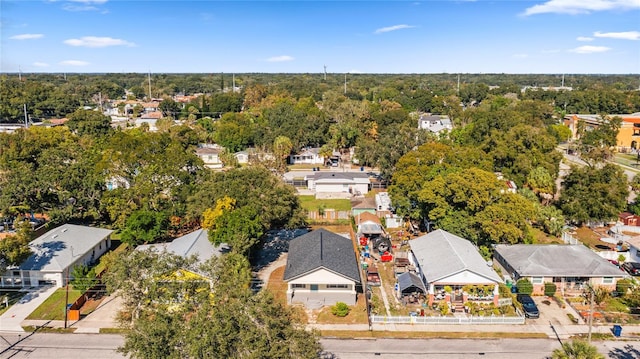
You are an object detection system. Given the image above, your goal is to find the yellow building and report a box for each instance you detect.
[563,112,640,151]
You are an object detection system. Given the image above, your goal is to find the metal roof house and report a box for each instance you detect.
[0,224,113,288]
[284,228,361,307]
[494,244,627,295]
[408,229,502,306]
[306,172,370,199]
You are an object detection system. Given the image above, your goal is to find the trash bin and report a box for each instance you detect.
[613,325,622,337]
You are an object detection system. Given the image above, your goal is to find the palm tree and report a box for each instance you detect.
[551,339,604,359]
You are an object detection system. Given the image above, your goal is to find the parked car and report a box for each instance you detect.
[622,262,640,276]
[517,294,540,319]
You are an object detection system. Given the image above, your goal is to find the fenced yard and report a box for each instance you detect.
[371,314,525,325]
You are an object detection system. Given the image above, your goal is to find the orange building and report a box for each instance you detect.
[563,112,640,151]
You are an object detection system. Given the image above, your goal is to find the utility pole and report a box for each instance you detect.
[344,73,347,94]
[148,70,152,100]
[587,285,595,343]
[324,65,327,81]
[457,74,460,95]
[232,74,235,93]
[18,66,22,81]
[98,92,103,112]
[23,104,28,128]
[64,267,70,328]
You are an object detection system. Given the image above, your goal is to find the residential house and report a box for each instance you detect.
[284,229,361,307]
[288,147,324,165]
[306,172,370,199]
[625,236,640,263]
[418,114,453,134]
[136,228,228,267]
[135,111,163,131]
[196,146,224,169]
[493,244,627,295]
[351,197,377,217]
[619,212,640,226]
[408,229,503,307]
[0,224,113,288]
[234,150,250,165]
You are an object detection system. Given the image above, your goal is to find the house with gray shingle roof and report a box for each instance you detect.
[494,244,627,295]
[284,228,361,307]
[136,229,228,268]
[0,224,113,288]
[408,229,502,306]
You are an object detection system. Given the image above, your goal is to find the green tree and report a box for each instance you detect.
[544,282,557,297]
[0,220,33,272]
[66,108,113,137]
[559,164,628,224]
[70,264,97,293]
[551,339,604,359]
[120,209,169,245]
[273,135,293,173]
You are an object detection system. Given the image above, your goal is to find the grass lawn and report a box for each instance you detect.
[26,287,83,320]
[266,265,308,323]
[531,227,563,244]
[573,226,608,250]
[298,195,352,212]
[315,293,369,325]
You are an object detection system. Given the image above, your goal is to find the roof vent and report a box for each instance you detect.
[52,234,58,239]
[61,228,68,233]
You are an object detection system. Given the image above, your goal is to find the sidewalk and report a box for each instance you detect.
[0,286,58,332]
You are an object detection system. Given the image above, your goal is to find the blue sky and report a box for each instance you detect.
[1,0,639,74]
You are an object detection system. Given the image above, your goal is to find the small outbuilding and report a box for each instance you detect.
[397,272,427,299]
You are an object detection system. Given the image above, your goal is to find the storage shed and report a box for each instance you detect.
[397,272,427,298]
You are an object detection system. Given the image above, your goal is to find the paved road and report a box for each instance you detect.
[320,338,640,359]
[1,333,638,359]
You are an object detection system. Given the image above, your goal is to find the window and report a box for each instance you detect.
[531,277,544,284]
[292,284,306,289]
[326,284,348,289]
[602,277,614,284]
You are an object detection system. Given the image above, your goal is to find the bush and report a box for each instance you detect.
[544,282,557,297]
[331,302,350,317]
[617,279,633,296]
[516,278,533,295]
[567,313,579,324]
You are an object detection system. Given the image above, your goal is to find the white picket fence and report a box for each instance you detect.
[370,314,525,325]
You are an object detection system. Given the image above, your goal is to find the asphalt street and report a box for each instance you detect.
[1,333,639,359]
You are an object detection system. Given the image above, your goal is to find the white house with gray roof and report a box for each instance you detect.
[0,224,113,288]
[306,172,370,199]
[494,244,627,296]
[284,229,361,307]
[408,229,502,306]
[288,147,324,165]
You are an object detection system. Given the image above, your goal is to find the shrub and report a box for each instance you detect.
[516,278,533,295]
[544,282,557,297]
[617,279,633,296]
[331,302,350,317]
[567,313,579,324]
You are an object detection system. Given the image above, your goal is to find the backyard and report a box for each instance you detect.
[298,195,352,212]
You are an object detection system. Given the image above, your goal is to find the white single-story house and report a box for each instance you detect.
[234,150,250,164]
[0,224,113,288]
[284,228,361,307]
[626,236,640,263]
[306,172,370,198]
[418,114,452,134]
[288,147,324,165]
[136,228,228,267]
[409,229,503,306]
[494,244,628,295]
[196,146,223,169]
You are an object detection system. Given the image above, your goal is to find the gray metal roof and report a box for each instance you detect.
[495,244,627,277]
[397,272,426,294]
[136,229,227,264]
[283,228,361,283]
[20,224,113,272]
[409,229,502,284]
[307,172,370,183]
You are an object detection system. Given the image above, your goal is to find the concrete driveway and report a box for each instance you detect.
[0,286,58,332]
[72,294,123,333]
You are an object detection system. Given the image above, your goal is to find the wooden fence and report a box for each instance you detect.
[307,210,351,222]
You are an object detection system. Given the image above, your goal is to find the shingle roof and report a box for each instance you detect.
[495,244,627,277]
[283,228,361,283]
[409,229,502,284]
[136,229,227,265]
[397,272,427,293]
[20,224,113,272]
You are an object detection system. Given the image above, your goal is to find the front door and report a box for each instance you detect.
[310,284,318,292]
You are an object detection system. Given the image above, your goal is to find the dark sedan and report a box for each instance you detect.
[517,294,540,319]
[622,262,640,276]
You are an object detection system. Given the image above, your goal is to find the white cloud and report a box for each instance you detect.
[64,36,135,48]
[594,30,640,40]
[266,55,294,62]
[523,0,640,16]
[348,69,363,74]
[10,33,43,40]
[59,60,89,66]
[33,62,49,67]
[374,24,415,34]
[67,0,108,3]
[512,53,529,58]
[569,45,611,53]
[58,0,108,12]
[577,36,594,41]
